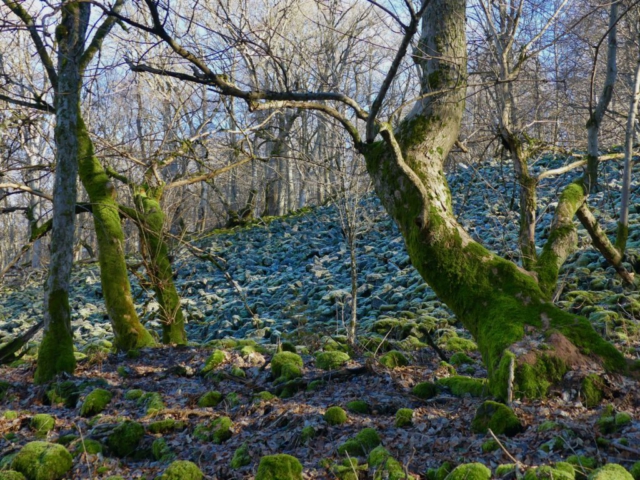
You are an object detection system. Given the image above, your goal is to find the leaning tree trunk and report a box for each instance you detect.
[363,0,626,400]
[133,186,187,345]
[77,120,155,351]
[34,4,88,383]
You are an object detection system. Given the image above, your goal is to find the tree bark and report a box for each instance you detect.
[363,0,626,399]
[34,4,87,383]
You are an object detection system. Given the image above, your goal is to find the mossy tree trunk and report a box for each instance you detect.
[362,0,627,400]
[132,186,187,345]
[33,4,89,383]
[76,123,156,351]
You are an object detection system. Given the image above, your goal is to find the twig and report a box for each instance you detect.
[507,356,515,406]
[611,442,640,455]
[488,428,525,472]
[74,422,94,480]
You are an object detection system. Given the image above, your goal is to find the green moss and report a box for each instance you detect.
[255,454,303,480]
[413,381,439,399]
[138,392,164,414]
[588,464,633,480]
[346,400,369,414]
[253,391,276,403]
[315,351,350,370]
[324,406,348,425]
[225,392,242,407]
[201,349,226,374]
[395,408,413,428]
[446,337,478,353]
[300,426,316,443]
[337,428,381,456]
[437,376,487,397]
[567,456,597,480]
[428,462,454,480]
[73,439,102,456]
[481,440,499,453]
[379,350,409,368]
[449,353,473,366]
[444,463,491,480]
[278,341,297,353]
[0,381,10,402]
[368,446,411,480]
[34,302,76,384]
[471,401,523,437]
[56,435,77,446]
[615,412,632,427]
[198,391,223,408]
[629,462,640,480]
[124,389,144,400]
[537,421,559,432]
[212,416,233,443]
[151,437,173,461]
[157,460,203,480]
[231,366,246,378]
[11,442,72,480]
[496,464,516,477]
[230,443,251,469]
[4,410,18,420]
[0,471,26,480]
[524,465,575,480]
[30,414,55,437]
[148,419,185,434]
[271,352,303,382]
[106,420,144,457]
[80,388,112,417]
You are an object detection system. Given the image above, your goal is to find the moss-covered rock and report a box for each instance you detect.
[495,464,516,477]
[426,462,454,480]
[325,406,348,425]
[151,438,175,462]
[332,457,367,480]
[471,401,523,437]
[629,462,640,480]
[212,416,233,444]
[80,388,112,417]
[581,375,605,408]
[346,400,369,414]
[106,420,144,457]
[379,350,409,368]
[481,440,499,453]
[29,414,55,437]
[253,391,276,403]
[230,366,246,378]
[300,426,316,443]
[137,392,164,415]
[337,428,381,456]
[157,460,203,480]
[413,381,439,399]
[45,381,79,408]
[4,410,18,420]
[124,389,144,400]
[445,337,478,353]
[271,352,303,382]
[449,353,473,366]
[197,391,223,408]
[395,408,413,428]
[614,412,632,427]
[567,456,597,480]
[11,442,72,480]
[73,439,103,456]
[0,471,26,480]
[230,443,251,469]
[148,419,185,434]
[201,349,226,375]
[255,454,303,480]
[444,463,491,480]
[588,464,633,480]
[278,341,297,353]
[368,446,413,479]
[437,376,488,397]
[524,464,575,480]
[316,351,350,370]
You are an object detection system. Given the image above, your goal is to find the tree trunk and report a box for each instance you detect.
[77,120,156,351]
[363,0,626,400]
[34,4,87,383]
[134,187,187,345]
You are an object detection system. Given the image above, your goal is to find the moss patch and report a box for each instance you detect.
[413,381,439,399]
[230,443,251,469]
[138,392,164,415]
[107,420,144,457]
[271,352,303,382]
[201,350,226,374]
[212,416,233,444]
[30,414,55,437]
[157,460,203,480]
[315,351,350,370]
[379,350,409,368]
[11,441,72,480]
[80,388,112,417]
[0,471,26,480]
[147,419,185,434]
[588,464,633,480]
[471,401,523,437]
[198,391,223,408]
[444,463,491,480]
[368,446,412,479]
[437,376,487,397]
[395,408,413,427]
[346,400,369,414]
[337,428,381,456]
[324,406,348,425]
[255,454,303,480]
[446,337,478,353]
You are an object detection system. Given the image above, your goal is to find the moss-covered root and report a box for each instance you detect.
[471,401,523,437]
[444,463,492,480]
[157,460,203,480]
[255,454,303,480]
[11,441,73,480]
[588,464,633,480]
[34,306,76,384]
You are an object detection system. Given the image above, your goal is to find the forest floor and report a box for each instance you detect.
[1,338,639,479]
